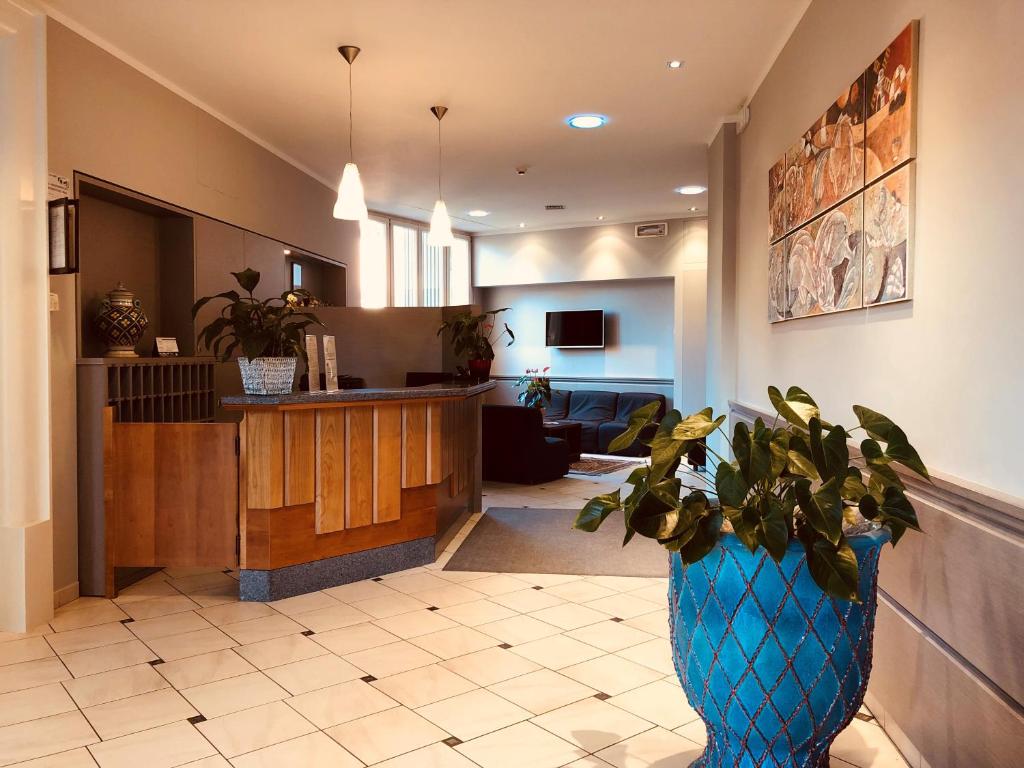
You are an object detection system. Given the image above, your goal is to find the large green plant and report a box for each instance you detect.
[437,308,514,361]
[515,367,552,409]
[192,269,323,363]
[574,386,927,602]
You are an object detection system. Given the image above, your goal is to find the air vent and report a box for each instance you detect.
[544,204,566,210]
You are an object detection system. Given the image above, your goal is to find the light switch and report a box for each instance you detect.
[49,292,59,311]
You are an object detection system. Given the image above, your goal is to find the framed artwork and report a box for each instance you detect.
[768,239,788,322]
[864,22,918,184]
[768,157,786,243]
[635,222,668,238]
[863,163,913,306]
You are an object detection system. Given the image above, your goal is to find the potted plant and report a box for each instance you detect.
[575,386,926,767]
[192,268,323,395]
[515,366,552,411]
[437,308,514,380]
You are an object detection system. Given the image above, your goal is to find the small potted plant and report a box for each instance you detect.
[437,308,514,380]
[515,366,552,411]
[575,386,926,767]
[192,269,323,395]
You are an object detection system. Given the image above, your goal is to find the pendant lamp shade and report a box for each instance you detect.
[428,199,455,246]
[333,45,367,221]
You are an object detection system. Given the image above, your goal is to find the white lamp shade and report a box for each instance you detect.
[428,199,456,246]
[333,162,368,220]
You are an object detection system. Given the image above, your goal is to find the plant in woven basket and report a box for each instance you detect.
[515,367,552,409]
[437,308,514,362]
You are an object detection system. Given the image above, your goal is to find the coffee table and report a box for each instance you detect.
[542,420,582,463]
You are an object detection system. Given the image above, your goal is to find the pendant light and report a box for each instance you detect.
[428,105,455,246]
[333,45,368,220]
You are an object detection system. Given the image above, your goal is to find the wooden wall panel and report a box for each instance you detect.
[284,410,315,506]
[376,405,403,522]
[427,402,443,485]
[402,403,427,488]
[245,411,283,509]
[316,409,345,534]
[346,407,374,528]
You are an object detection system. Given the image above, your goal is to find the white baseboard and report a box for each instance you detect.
[53,581,80,609]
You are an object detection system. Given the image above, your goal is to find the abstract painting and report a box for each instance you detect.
[769,239,787,322]
[864,22,917,184]
[863,163,912,305]
[769,157,786,243]
[786,195,864,319]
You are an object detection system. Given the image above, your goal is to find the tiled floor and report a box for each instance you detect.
[0,466,910,767]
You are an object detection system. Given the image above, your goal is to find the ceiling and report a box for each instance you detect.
[43,0,807,234]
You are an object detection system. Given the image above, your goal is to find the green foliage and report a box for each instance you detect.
[192,269,323,364]
[437,308,514,362]
[573,388,928,602]
[515,367,552,409]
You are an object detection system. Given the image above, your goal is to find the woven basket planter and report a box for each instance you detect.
[237,357,296,395]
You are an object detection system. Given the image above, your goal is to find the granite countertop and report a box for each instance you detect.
[221,380,495,407]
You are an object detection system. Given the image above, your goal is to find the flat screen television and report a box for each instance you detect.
[546,309,605,348]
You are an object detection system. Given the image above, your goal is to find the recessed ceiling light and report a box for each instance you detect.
[667,60,683,69]
[675,185,707,195]
[519,222,526,228]
[688,207,699,212]
[283,249,292,255]
[596,215,605,221]
[467,210,490,217]
[566,114,607,129]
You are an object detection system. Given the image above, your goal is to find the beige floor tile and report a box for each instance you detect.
[440,647,541,687]
[86,720,216,768]
[344,640,440,678]
[267,591,341,616]
[531,696,653,752]
[167,572,238,596]
[596,726,703,767]
[325,706,448,765]
[61,640,157,678]
[454,720,586,768]
[509,573,585,588]
[831,717,910,767]
[673,717,707,745]
[564,620,657,653]
[0,683,76,728]
[321,579,398,603]
[64,663,170,708]
[476,615,561,646]
[0,711,97,766]
[529,604,609,631]
[606,679,698,730]
[615,637,676,675]
[586,576,657,593]
[370,663,477,709]
[435,600,517,627]
[219,615,305,645]
[409,584,487,609]
[585,594,662,620]
[488,588,565,613]
[0,626,52,646]
[44,623,134,656]
[561,654,664,696]
[51,603,129,633]
[541,580,618,603]
[82,687,198,740]
[196,701,316,758]
[12,747,97,767]
[432,569,491,584]
[310,623,399,655]
[162,566,224,579]
[180,670,287,719]
[285,678,398,729]
[188,585,240,609]
[489,668,597,715]
[181,757,232,768]
[625,584,670,604]
[112,576,181,605]
[464,575,532,596]
[230,731,362,768]
[155,649,256,690]
[349,593,430,619]
[232,634,327,670]
[128,611,212,641]
[195,601,275,628]
[509,634,606,670]
[145,628,236,663]
[408,626,498,660]
[417,687,531,741]
[262,654,363,695]
[383,572,452,594]
[372,609,458,639]
[0,658,70,695]
[289,604,371,633]
[120,595,201,622]
[371,741,480,768]
[0,636,54,668]
[622,611,670,639]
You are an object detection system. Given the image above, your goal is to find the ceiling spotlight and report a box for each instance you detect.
[283,248,292,255]
[675,185,707,195]
[467,210,490,217]
[667,60,683,69]
[566,114,607,129]
[519,222,526,228]
[515,166,528,176]
[688,207,699,212]
[596,215,605,221]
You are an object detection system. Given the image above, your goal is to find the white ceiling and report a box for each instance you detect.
[43,0,807,234]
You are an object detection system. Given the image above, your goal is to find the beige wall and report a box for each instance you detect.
[732,0,1024,500]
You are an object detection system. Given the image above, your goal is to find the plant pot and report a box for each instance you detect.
[467,358,491,380]
[669,528,889,767]
[237,357,297,395]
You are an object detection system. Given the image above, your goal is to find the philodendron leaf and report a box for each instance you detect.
[733,421,752,482]
[677,510,723,564]
[648,410,687,485]
[607,401,662,454]
[821,424,850,480]
[841,467,869,502]
[231,268,261,294]
[672,408,726,441]
[768,385,820,430]
[768,430,790,480]
[794,477,843,545]
[715,461,748,507]
[629,491,682,540]
[787,433,819,479]
[758,496,790,563]
[724,505,759,553]
[574,491,621,532]
[799,529,861,603]
[875,485,923,545]
[852,405,929,480]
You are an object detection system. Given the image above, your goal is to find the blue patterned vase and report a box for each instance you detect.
[669,529,889,768]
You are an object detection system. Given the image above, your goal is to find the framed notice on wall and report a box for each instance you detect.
[48,198,79,274]
[305,335,321,392]
[323,335,338,392]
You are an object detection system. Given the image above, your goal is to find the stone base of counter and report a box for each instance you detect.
[239,536,436,601]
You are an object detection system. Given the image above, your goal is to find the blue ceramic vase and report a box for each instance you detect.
[669,529,889,768]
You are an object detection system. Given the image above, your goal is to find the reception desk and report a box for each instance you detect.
[222,381,493,600]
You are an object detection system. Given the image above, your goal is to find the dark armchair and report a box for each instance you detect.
[482,405,570,484]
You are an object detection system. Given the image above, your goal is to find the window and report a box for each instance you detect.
[391,224,419,307]
[420,232,446,307]
[448,237,470,306]
[290,261,303,290]
[358,217,388,308]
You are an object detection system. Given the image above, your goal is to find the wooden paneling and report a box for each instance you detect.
[427,402,443,485]
[346,407,374,528]
[403,403,427,488]
[376,405,402,523]
[245,411,283,509]
[284,411,315,506]
[111,422,237,570]
[316,409,345,534]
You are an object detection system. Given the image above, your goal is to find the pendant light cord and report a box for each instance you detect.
[437,119,443,199]
[348,64,354,163]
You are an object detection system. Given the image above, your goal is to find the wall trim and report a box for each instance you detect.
[53,581,79,609]
[492,375,673,387]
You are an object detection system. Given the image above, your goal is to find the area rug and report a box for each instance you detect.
[568,457,640,475]
[443,507,668,577]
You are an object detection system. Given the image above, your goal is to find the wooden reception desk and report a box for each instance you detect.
[222,381,493,600]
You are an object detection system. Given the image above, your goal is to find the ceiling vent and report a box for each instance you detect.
[544,204,566,210]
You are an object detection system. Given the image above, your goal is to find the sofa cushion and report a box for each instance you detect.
[615,392,667,423]
[566,390,618,422]
[546,389,571,420]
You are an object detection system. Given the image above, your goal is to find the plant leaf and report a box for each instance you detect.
[853,405,929,479]
[798,527,861,603]
[768,385,820,430]
[648,410,687,485]
[574,491,621,532]
[677,510,723,564]
[724,504,760,553]
[607,401,662,454]
[671,408,726,441]
[821,424,850,480]
[794,476,843,545]
[757,496,790,563]
[714,461,748,507]
[232,268,261,294]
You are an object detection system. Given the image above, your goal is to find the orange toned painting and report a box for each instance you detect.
[864,163,913,305]
[769,156,786,243]
[768,239,787,322]
[864,22,917,183]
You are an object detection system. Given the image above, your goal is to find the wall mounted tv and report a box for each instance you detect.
[546,309,605,348]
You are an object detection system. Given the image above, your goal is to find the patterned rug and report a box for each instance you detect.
[568,457,639,475]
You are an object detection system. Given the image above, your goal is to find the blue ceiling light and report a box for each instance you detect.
[566,114,608,129]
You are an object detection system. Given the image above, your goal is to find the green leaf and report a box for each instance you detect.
[757,496,791,563]
[733,421,752,481]
[574,491,621,532]
[607,401,662,454]
[799,527,861,603]
[715,461,748,507]
[648,410,687,485]
[724,504,760,554]
[840,467,869,502]
[821,424,850,480]
[876,486,922,545]
[852,405,929,479]
[768,385,820,430]
[794,477,843,545]
[191,290,240,319]
[629,491,681,540]
[768,430,790,480]
[677,510,723,564]
[786,434,819,479]
[232,268,261,294]
[671,408,726,441]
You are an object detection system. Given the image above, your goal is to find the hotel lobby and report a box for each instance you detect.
[1,1,1021,766]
